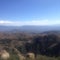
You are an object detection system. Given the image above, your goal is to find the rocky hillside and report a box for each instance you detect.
[0,31,60,57]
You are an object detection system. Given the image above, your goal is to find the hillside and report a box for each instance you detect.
[0,31,60,57]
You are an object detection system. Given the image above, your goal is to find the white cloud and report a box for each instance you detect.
[0,20,14,26]
[0,20,60,26]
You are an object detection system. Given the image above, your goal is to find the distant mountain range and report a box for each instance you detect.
[0,25,60,33]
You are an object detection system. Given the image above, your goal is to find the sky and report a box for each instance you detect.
[0,0,60,26]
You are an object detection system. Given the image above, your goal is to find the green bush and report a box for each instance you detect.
[9,54,19,60]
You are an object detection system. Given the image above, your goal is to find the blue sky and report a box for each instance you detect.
[0,0,60,26]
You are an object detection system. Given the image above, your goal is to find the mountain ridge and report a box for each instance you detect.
[0,25,60,33]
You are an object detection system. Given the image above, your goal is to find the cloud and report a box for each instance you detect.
[0,20,13,26]
[0,20,60,26]
[0,20,13,24]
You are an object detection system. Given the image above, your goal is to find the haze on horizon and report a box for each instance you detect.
[0,20,60,26]
[0,0,60,26]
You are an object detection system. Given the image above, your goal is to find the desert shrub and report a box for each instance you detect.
[36,55,58,60]
[9,54,19,60]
